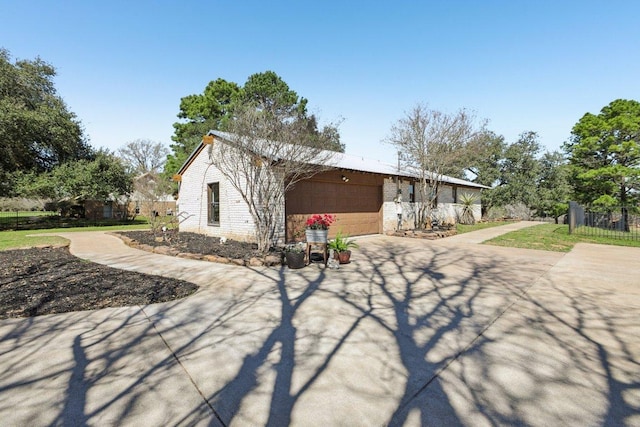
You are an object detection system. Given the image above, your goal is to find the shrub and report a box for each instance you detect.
[504,203,533,220]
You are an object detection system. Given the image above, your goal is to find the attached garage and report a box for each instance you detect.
[285,170,383,240]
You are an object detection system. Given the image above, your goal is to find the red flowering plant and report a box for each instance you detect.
[305,214,336,230]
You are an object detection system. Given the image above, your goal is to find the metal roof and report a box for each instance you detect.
[179,130,489,189]
[320,150,489,189]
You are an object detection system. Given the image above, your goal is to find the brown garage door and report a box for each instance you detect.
[286,174,383,240]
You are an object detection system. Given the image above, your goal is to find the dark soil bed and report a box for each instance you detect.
[116,230,284,261]
[0,246,198,319]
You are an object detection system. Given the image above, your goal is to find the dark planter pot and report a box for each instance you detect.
[334,250,352,264]
[285,251,306,269]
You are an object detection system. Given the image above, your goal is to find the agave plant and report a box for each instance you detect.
[457,193,478,225]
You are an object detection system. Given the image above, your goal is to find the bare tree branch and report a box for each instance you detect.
[385,104,482,228]
[208,101,337,252]
[118,139,169,175]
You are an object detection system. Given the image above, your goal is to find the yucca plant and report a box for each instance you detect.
[458,193,478,225]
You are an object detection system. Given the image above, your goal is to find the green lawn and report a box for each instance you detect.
[0,223,150,251]
[485,223,640,252]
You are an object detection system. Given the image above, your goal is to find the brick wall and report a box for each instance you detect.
[382,179,482,231]
[178,144,258,242]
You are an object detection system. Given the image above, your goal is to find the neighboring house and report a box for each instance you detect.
[174,130,488,243]
[129,172,176,217]
[54,196,128,220]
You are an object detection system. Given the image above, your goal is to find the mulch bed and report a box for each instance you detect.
[0,231,288,320]
[115,231,284,266]
[117,230,265,259]
[0,246,198,319]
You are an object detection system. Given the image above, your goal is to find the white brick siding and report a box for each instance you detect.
[381,179,482,232]
[178,145,257,242]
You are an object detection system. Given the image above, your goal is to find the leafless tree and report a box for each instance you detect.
[208,101,338,253]
[117,139,169,175]
[132,171,175,235]
[386,104,483,229]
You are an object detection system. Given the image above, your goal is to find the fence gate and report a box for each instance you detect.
[568,201,584,234]
[568,201,640,240]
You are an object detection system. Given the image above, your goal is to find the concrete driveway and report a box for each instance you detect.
[1,222,639,426]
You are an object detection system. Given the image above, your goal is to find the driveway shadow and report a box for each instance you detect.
[1,235,638,426]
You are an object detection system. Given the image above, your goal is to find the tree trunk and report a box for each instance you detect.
[620,183,630,232]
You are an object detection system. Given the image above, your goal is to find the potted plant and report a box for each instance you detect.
[328,231,359,264]
[305,214,336,243]
[284,243,306,269]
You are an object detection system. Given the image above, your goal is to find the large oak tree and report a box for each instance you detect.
[117,139,169,175]
[0,48,91,196]
[14,150,133,203]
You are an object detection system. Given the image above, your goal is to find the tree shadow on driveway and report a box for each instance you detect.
[1,236,638,426]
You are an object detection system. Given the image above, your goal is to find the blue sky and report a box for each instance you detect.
[2,1,639,162]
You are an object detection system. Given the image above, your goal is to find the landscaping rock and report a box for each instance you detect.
[153,246,174,255]
[139,244,155,252]
[265,254,283,266]
[177,252,203,260]
[248,257,264,267]
[203,254,230,264]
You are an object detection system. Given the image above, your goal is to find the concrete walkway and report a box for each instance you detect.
[1,222,639,426]
[441,220,542,244]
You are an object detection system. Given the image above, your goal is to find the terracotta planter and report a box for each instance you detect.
[305,229,328,243]
[285,251,306,269]
[334,250,352,264]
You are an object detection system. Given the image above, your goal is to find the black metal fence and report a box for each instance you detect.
[568,201,640,240]
[0,210,139,231]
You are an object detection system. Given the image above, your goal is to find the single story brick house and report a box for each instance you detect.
[174,130,488,243]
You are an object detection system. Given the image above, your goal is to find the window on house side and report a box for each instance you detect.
[452,186,458,203]
[409,182,415,203]
[208,182,220,225]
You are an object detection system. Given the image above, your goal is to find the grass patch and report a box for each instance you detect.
[456,220,517,234]
[485,223,640,252]
[0,223,150,251]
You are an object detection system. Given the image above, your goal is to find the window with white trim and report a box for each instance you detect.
[207,182,220,225]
